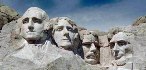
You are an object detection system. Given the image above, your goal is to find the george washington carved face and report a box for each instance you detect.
[19,7,48,43]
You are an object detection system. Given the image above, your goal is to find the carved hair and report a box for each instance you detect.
[49,17,83,58]
[82,30,99,42]
[50,17,78,33]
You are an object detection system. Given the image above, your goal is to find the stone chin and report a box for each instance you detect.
[114,53,124,60]
[23,34,43,41]
[59,42,73,49]
[85,58,98,65]
[25,36,40,40]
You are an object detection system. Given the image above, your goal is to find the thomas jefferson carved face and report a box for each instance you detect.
[20,7,48,43]
[82,31,99,64]
[110,32,130,60]
[52,17,78,50]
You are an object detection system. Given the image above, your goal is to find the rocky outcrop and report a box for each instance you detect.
[108,23,146,69]
[0,20,92,70]
[132,16,146,26]
[0,5,20,30]
[1,46,90,70]
[0,21,17,62]
[1,5,146,70]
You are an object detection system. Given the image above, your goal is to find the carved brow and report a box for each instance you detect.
[117,40,127,43]
[56,26,63,29]
[32,17,42,23]
[22,17,29,24]
[66,26,73,31]
[55,26,63,31]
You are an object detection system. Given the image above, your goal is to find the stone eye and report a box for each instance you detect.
[56,27,63,31]
[67,27,73,31]
[32,17,42,24]
[22,18,29,24]
[83,43,91,48]
[109,42,115,49]
[117,41,127,46]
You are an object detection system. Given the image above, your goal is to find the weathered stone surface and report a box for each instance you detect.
[108,32,133,70]
[0,22,92,70]
[82,30,100,65]
[1,46,91,70]
[132,16,146,26]
[51,17,81,51]
[0,21,17,61]
[0,7,91,70]
[1,5,146,70]
[98,35,112,67]
[0,5,20,30]
[108,24,146,69]
[0,30,90,70]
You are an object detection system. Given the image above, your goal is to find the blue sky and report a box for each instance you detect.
[1,0,146,31]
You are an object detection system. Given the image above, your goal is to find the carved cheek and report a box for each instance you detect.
[69,33,75,41]
[83,46,90,54]
[119,46,126,53]
[54,31,63,42]
[113,45,119,51]
[21,24,28,32]
[33,23,43,30]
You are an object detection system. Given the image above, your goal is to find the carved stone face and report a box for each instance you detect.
[20,8,46,41]
[82,32,99,64]
[53,19,76,50]
[110,32,130,60]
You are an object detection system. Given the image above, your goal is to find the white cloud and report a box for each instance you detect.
[50,0,80,15]
[1,0,146,31]
[61,0,146,31]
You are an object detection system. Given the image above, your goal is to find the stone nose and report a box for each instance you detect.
[63,28,69,36]
[113,43,119,51]
[28,26,34,31]
[28,19,34,31]
[113,50,119,57]
[90,43,97,52]
[114,50,119,54]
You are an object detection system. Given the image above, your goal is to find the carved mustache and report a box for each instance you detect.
[85,52,96,59]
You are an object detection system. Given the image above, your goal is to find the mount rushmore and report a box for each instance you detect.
[0,6,146,70]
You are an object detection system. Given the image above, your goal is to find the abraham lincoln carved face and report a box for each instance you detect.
[109,32,130,60]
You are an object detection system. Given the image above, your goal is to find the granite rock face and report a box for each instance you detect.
[0,21,91,70]
[132,16,146,26]
[0,6,146,70]
[0,21,18,61]
[1,46,89,70]
[0,5,20,30]
[108,23,146,70]
[0,7,91,70]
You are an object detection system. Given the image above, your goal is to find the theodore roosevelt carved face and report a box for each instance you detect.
[82,31,99,65]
